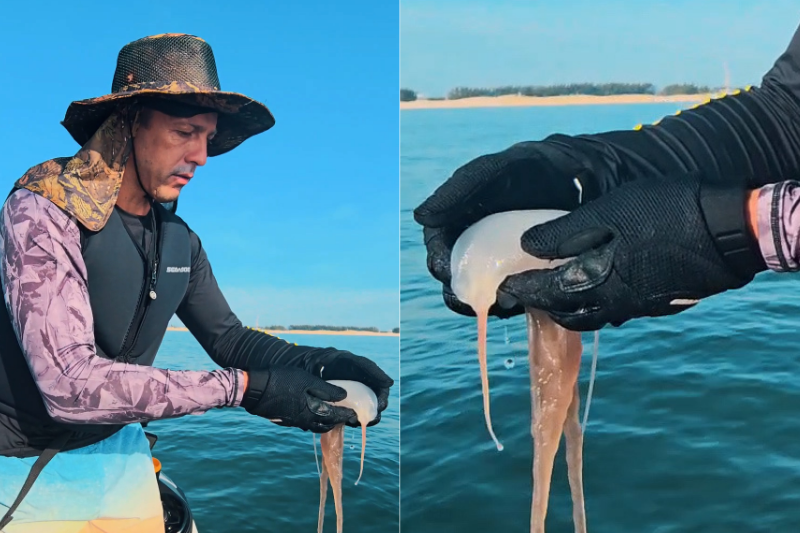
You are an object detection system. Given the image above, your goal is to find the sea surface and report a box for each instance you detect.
[400,104,800,532]
[146,332,399,533]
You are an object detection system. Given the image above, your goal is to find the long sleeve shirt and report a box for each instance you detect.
[0,187,338,426]
[534,21,800,276]
[755,182,800,272]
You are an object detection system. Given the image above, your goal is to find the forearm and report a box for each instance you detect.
[751,182,800,272]
[181,301,344,372]
[218,326,341,371]
[0,189,245,425]
[542,23,800,194]
[174,240,391,416]
[177,232,340,373]
[24,349,244,425]
[544,82,800,193]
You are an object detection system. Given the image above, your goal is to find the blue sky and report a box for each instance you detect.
[0,1,399,330]
[401,0,800,96]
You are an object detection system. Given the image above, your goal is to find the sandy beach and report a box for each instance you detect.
[400,92,720,110]
[166,326,399,337]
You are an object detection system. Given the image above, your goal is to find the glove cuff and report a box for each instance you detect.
[240,370,270,410]
[699,179,767,280]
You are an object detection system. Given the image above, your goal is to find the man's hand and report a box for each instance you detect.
[241,367,357,433]
[497,172,766,331]
[307,351,394,428]
[413,141,604,319]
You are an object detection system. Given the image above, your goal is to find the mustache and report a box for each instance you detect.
[171,165,196,176]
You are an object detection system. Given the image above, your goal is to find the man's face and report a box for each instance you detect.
[132,108,218,203]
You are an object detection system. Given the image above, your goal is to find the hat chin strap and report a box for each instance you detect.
[130,135,155,206]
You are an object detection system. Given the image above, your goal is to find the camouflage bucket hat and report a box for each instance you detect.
[61,33,275,157]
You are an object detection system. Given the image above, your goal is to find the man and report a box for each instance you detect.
[0,34,393,532]
[415,21,800,332]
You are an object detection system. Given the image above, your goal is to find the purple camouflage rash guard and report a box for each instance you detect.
[0,188,245,425]
[756,181,800,272]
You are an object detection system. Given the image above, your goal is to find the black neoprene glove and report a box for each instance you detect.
[414,140,617,319]
[220,328,394,428]
[304,350,394,428]
[241,367,358,433]
[497,172,767,331]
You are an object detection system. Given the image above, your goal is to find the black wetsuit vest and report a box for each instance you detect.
[0,193,191,457]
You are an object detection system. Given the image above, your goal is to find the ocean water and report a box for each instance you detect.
[400,104,800,532]
[145,332,399,533]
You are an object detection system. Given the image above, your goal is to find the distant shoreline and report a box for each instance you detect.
[400,93,717,110]
[166,326,399,337]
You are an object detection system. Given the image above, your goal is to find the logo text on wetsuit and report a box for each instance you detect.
[166,267,191,273]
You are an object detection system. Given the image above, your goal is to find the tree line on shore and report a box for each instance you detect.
[256,324,400,334]
[401,82,718,102]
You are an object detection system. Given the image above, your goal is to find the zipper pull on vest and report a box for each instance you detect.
[149,262,157,300]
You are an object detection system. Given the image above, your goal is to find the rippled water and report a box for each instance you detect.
[147,332,398,533]
[400,105,800,532]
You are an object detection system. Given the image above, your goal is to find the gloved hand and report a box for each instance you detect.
[413,140,611,319]
[241,367,358,433]
[304,350,394,428]
[497,172,766,331]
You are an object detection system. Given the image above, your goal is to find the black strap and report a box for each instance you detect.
[0,431,72,529]
[144,431,158,451]
[0,187,75,527]
[699,178,768,280]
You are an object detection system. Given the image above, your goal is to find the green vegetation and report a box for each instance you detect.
[400,88,417,102]
[392,327,399,334]
[447,83,657,99]
[402,82,729,101]
[658,83,712,95]
[289,325,380,332]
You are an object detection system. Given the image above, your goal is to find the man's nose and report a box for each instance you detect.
[188,140,208,167]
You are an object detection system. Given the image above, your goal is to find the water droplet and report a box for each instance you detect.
[504,357,515,369]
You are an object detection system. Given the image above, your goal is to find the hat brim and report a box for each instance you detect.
[62,81,275,157]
